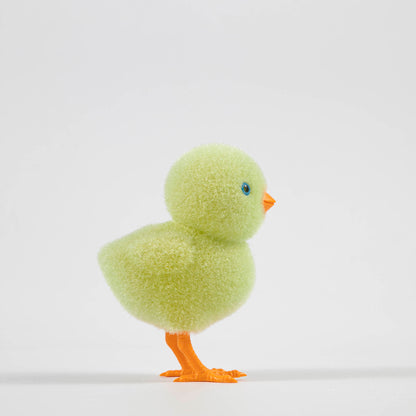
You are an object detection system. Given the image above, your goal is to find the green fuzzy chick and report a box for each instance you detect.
[98,144,275,383]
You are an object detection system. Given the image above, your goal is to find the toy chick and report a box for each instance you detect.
[98,144,275,383]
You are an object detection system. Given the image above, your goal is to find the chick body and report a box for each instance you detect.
[98,220,254,332]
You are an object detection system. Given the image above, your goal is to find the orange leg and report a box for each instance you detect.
[160,332,246,383]
[160,332,193,377]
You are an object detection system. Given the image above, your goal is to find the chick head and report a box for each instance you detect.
[165,144,274,242]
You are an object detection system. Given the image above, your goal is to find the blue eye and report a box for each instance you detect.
[241,182,251,195]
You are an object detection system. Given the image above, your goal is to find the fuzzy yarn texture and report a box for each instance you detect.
[98,144,267,333]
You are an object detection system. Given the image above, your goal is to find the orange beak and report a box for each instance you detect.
[263,192,276,212]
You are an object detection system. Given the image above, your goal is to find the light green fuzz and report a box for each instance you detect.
[98,144,267,333]
[165,144,266,242]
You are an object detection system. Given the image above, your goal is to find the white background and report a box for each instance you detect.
[1,0,415,414]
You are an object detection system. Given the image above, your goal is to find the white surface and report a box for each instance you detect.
[1,367,416,416]
[1,0,416,414]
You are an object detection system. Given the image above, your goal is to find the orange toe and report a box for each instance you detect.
[160,370,182,377]
[212,368,247,378]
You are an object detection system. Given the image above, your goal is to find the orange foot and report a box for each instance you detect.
[160,369,246,378]
[174,369,237,383]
